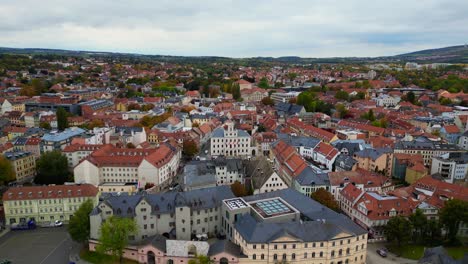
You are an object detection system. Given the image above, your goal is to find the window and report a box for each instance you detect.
[282,254,287,260]
[274,245,277,250]
[331,250,335,257]
[273,254,277,260]
[283,244,287,249]
[312,252,316,258]
[261,254,264,260]
[292,244,296,249]
[253,245,256,249]
[292,253,296,260]
[252,254,256,260]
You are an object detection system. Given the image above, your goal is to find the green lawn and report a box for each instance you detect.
[387,244,468,260]
[80,249,138,264]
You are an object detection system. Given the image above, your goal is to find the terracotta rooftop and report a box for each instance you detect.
[3,184,99,201]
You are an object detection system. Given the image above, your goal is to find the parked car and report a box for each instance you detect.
[39,220,63,228]
[10,220,36,231]
[376,248,388,257]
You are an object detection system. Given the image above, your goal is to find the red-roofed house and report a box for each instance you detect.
[440,124,461,144]
[271,140,308,185]
[74,143,181,189]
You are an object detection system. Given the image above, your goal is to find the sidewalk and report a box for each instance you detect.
[0,228,9,239]
[69,241,92,264]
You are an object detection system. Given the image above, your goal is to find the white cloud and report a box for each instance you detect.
[0,0,466,57]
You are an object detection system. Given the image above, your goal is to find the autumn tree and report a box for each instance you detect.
[261,96,275,106]
[39,121,52,130]
[384,216,412,248]
[310,188,340,212]
[231,181,248,197]
[183,140,199,158]
[0,156,15,184]
[96,216,138,263]
[88,119,105,129]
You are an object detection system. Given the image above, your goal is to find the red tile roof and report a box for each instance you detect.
[2,184,99,201]
[272,140,307,178]
[443,125,460,134]
[287,117,336,142]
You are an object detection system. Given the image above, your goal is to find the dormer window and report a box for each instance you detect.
[28,192,32,198]
[48,191,52,197]
[38,191,43,197]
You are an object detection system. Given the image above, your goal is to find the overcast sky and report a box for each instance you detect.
[1,0,467,58]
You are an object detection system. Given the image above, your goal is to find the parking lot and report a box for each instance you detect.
[0,226,72,264]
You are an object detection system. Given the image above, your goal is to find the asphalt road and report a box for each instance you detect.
[366,242,418,264]
[0,226,72,264]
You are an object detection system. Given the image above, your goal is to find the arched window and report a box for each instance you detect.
[312,252,316,258]
[339,249,342,256]
[345,259,349,264]
[253,254,256,260]
[331,250,335,257]
[167,260,174,264]
[261,254,265,260]
[356,245,359,251]
[320,252,323,257]
[292,253,296,260]
[273,254,278,260]
[346,248,350,255]
[220,257,228,264]
[188,244,197,256]
[282,254,287,260]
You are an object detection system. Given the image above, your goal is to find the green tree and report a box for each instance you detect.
[183,140,199,158]
[56,107,69,131]
[439,199,468,243]
[409,209,428,243]
[310,188,340,212]
[258,77,270,89]
[406,91,416,104]
[336,103,348,118]
[188,255,214,264]
[384,216,412,248]
[39,121,52,130]
[96,216,138,264]
[68,199,94,244]
[231,83,241,101]
[334,90,349,101]
[0,156,15,184]
[34,150,70,184]
[361,109,376,121]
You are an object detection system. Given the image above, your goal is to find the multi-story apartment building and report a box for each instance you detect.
[353,148,393,177]
[270,92,300,104]
[339,185,415,239]
[210,121,253,158]
[2,184,99,225]
[90,186,235,242]
[74,143,181,188]
[222,189,368,264]
[183,158,245,191]
[394,139,463,166]
[63,144,104,168]
[431,152,468,183]
[41,127,86,152]
[4,151,36,182]
[89,187,368,264]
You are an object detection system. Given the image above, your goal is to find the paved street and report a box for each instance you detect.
[366,243,418,264]
[0,226,72,264]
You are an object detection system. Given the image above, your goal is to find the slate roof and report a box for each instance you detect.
[277,133,320,149]
[294,169,329,187]
[208,240,242,257]
[334,154,358,171]
[99,185,235,218]
[236,188,366,243]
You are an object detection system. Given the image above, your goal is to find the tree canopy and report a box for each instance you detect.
[34,150,70,184]
[96,216,138,263]
[384,216,412,247]
[56,107,69,131]
[0,156,15,184]
[310,188,340,212]
[188,255,214,264]
[183,140,199,158]
[68,199,94,244]
[439,199,468,243]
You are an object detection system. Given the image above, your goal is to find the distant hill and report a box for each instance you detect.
[1,45,467,64]
[393,45,468,63]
